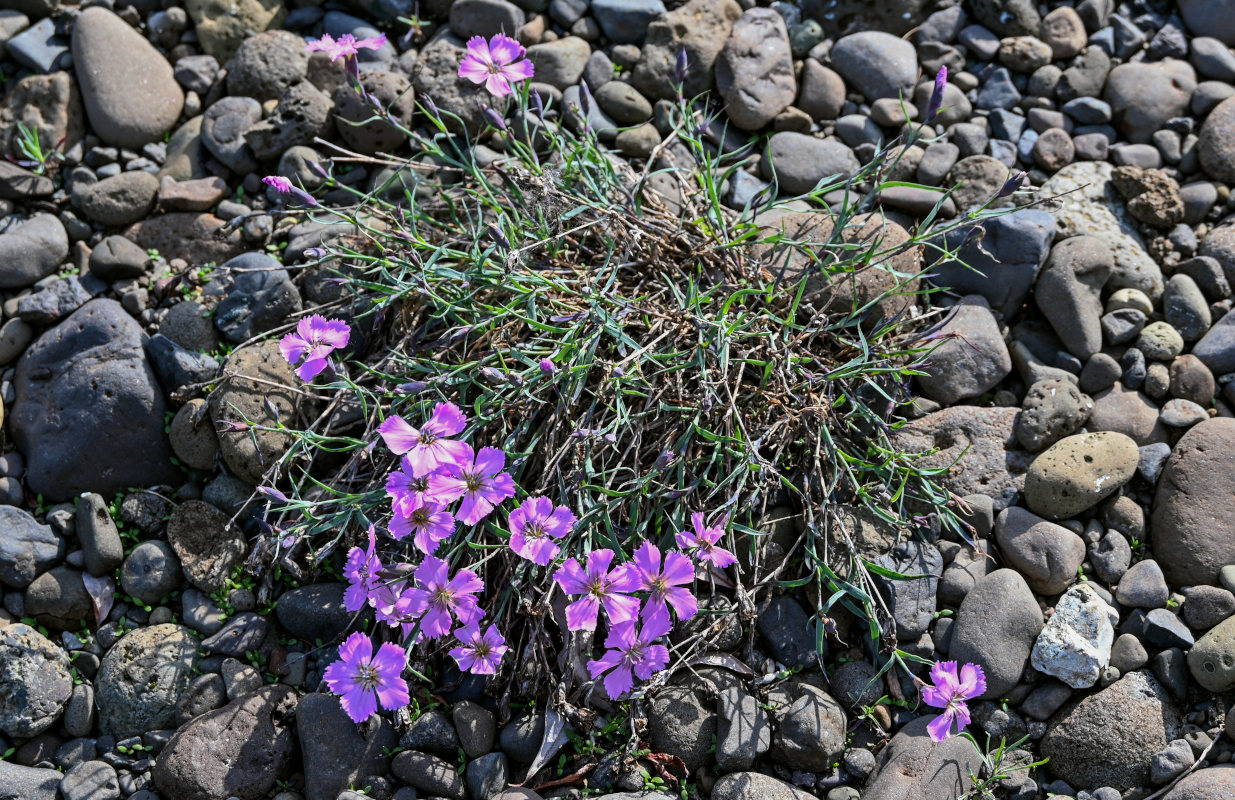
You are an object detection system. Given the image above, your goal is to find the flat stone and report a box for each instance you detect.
[0,623,73,738]
[1023,431,1139,520]
[716,9,795,131]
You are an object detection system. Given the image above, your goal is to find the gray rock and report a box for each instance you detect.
[1090,530,1132,584]
[1017,380,1093,451]
[166,500,246,593]
[1193,309,1235,375]
[60,761,119,800]
[225,30,308,102]
[201,96,262,174]
[712,772,816,800]
[1117,560,1170,608]
[1041,670,1181,791]
[0,213,68,289]
[11,299,176,500]
[25,565,93,630]
[465,752,508,800]
[175,672,227,724]
[716,9,795,131]
[120,540,182,604]
[72,171,159,228]
[299,693,397,800]
[765,682,845,772]
[71,8,184,148]
[275,583,352,643]
[926,209,1054,317]
[755,596,820,668]
[829,31,916,101]
[630,0,742,102]
[995,506,1086,595]
[761,132,859,194]
[526,37,590,89]
[201,611,271,658]
[0,760,62,800]
[1036,235,1112,360]
[950,569,1044,698]
[647,687,716,771]
[0,506,64,588]
[1183,585,1235,630]
[160,300,219,352]
[0,623,73,738]
[1103,60,1196,144]
[873,539,943,640]
[145,333,219,391]
[400,709,461,757]
[1158,764,1235,799]
[716,687,771,771]
[454,702,497,759]
[209,340,298,484]
[392,751,466,800]
[75,492,123,577]
[1023,431,1139,520]
[862,715,982,800]
[591,0,664,44]
[209,253,303,343]
[243,81,333,160]
[89,235,149,281]
[96,624,199,738]
[918,295,1012,404]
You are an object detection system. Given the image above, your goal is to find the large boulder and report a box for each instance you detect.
[11,299,177,500]
[1152,418,1235,587]
[1161,765,1235,800]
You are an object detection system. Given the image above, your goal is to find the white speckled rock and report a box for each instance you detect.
[1040,161,1165,301]
[1032,583,1116,688]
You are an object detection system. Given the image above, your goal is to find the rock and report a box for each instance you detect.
[1023,431,1139,520]
[0,623,73,738]
[1117,560,1170,608]
[71,8,184,149]
[764,681,845,771]
[1152,739,1196,785]
[0,506,64,588]
[161,300,219,352]
[1111,632,1149,674]
[712,773,817,800]
[939,540,991,607]
[950,569,1044,698]
[89,235,149,281]
[96,624,199,738]
[201,96,262,173]
[1199,97,1235,183]
[1017,380,1093,451]
[244,81,334,161]
[1041,670,1181,791]
[153,686,297,800]
[0,761,61,800]
[760,132,860,194]
[226,30,307,102]
[449,0,526,39]
[1089,383,1168,446]
[453,702,497,759]
[716,687,771,771]
[1164,274,1212,343]
[918,296,1012,404]
[1104,60,1196,144]
[1036,235,1112,360]
[1031,583,1115,688]
[1040,6,1087,58]
[392,751,466,800]
[125,212,245,265]
[926,209,1055,317]
[1183,585,1235,630]
[201,611,272,658]
[946,154,1016,212]
[1111,166,1185,230]
[11,300,176,500]
[631,0,742,102]
[1151,418,1235,587]
[647,687,716,771]
[73,171,159,228]
[412,33,494,134]
[1090,530,1132,583]
[829,32,916,101]
[0,213,68,289]
[1160,765,1235,800]
[1194,309,1235,375]
[209,340,299,485]
[1190,612,1235,693]
[59,761,118,800]
[862,715,982,800]
[166,500,246,593]
[797,60,845,122]
[526,37,589,89]
[299,693,398,800]
[145,333,219,392]
[275,583,351,643]
[755,596,819,668]
[186,0,285,62]
[159,176,229,212]
[120,540,182,605]
[159,116,210,182]
[716,9,795,131]
[893,406,1031,508]
[177,672,227,724]
[169,398,220,470]
[995,506,1086,595]
[873,540,943,640]
[1040,162,1164,301]
[25,565,92,629]
[333,71,415,154]
[75,492,123,577]
[0,72,84,166]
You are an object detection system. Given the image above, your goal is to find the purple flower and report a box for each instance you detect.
[458,34,534,97]
[586,615,671,699]
[378,402,472,478]
[674,47,689,88]
[675,512,737,569]
[263,174,319,207]
[539,358,557,374]
[449,623,509,675]
[389,502,456,555]
[553,549,641,631]
[386,458,433,517]
[921,660,986,742]
[426,446,517,526]
[631,543,698,629]
[280,315,350,381]
[508,496,575,566]
[925,65,947,123]
[998,170,1027,198]
[404,556,484,639]
[306,32,387,62]
[343,525,382,612]
[323,631,411,723]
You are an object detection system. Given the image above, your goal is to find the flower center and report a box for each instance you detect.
[649,576,668,596]
[434,587,452,606]
[587,579,606,598]
[525,521,546,540]
[488,62,503,75]
[473,640,491,658]
[412,509,430,526]
[624,643,644,665]
[356,663,379,689]
[464,473,483,492]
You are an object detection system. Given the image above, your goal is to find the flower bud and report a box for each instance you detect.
[539,358,557,374]
[396,381,430,395]
[487,223,510,250]
[997,170,1027,197]
[481,104,507,131]
[579,79,592,118]
[674,47,689,87]
[654,450,676,469]
[925,65,947,124]
[480,366,506,384]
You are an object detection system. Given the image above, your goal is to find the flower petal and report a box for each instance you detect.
[378,416,421,454]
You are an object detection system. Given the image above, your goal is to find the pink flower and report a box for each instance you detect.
[449,623,509,675]
[280,315,350,381]
[426,446,516,526]
[675,512,736,569]
[586,615,671,699]
[553,549,641,631]
[263,174,318,207]
[323,631,410,723]
[389,502,456,555]
[508,496,575,566]
[306,32,387,62]
[921,661,986,742]
[386,459,433,517]
[631,542,698,629]
[343,525,381,612]
[458,34,534,97]
[404,556,484,639]
[378,402,472,478]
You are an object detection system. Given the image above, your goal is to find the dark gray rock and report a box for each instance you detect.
[120,540,182,604]
[392,751,466,800]
[175,673,227,725]
[207,253,303,343]
[200,96,262,174]
[917,296,1012,405]
[591,0,664,43]
[829,31,916,101]
[716,687,770,771]
[15,276,98,326]
[201,611,271,658]
[166,500,246,593]
[0,760,62,800]
[873,539,943,640]
[1037,235,1112,360]
[0,506,64,588]
[761,132,860,194]
[75,492,123,577]
[862,715,982,800]
[400,709,461,757]
[950,569,1043,698]
[60,761,119,800]
[755,596,821,668]
[89,235,148,281]
[926,209,1054,317]
[11,299,176,500]
[1193,309,1235,375]
[275,583,352,643]
[647,686,716,772]
[765,681,846,772]
[145,333,219,392]
[715,9,795,131]
[465,752,508,800]
[453,702,497,759]
[25,565,93,630]
[0,213,68,289]
[299,693,397,800]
